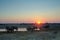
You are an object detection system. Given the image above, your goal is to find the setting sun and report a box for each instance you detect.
[35,20,41,25]
[37,21,41,24]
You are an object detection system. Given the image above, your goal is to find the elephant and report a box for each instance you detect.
[44,23,49,28]
[6,26,18,33]
[27,26,37,32]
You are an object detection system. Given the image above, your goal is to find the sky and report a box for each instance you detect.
[0,0,60,23]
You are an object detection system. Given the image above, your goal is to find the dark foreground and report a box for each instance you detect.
[0,30,60,40]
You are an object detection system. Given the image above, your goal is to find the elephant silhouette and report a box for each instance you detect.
[44,23,49,28]
[27,26,37,32]
[6,26,18,33]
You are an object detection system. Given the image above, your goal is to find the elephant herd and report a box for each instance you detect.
[5,24,49,33]
[5,26,37,32]
[26,23,49,32]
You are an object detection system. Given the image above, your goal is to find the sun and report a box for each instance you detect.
[37,21,40,24]
[36,21,41,25]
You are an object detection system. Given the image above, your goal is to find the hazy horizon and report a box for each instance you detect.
[0,0,60,23]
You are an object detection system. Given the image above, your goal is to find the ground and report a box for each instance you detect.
[0,30,60,40]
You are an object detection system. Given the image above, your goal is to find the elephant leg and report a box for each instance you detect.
[11,29,14,32]
[7,30,9,33]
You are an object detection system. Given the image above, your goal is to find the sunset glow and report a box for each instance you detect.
[36,21,41,24]
[0,0,60,23]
